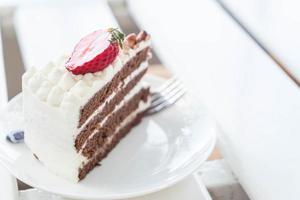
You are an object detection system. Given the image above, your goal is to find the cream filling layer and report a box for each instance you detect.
[82,96,151,166]
[78,60,149,132]
[79,79,149,154]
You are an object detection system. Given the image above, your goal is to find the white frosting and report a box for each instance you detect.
[22,40,151,182]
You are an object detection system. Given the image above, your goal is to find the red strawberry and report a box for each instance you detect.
[66,28,124,75]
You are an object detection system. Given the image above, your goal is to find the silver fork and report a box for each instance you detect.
[146,77,186,115]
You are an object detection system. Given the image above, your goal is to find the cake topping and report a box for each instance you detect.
[136,30,149,43]
[66,28,124,75]
[124,31,150,50]
[124,33,137,49]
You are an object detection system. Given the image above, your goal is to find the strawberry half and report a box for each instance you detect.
[66,28,124,75]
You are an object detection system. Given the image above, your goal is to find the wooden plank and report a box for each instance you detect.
[14,0,118,69]
[218,0,300,85]
[128,0,300,200]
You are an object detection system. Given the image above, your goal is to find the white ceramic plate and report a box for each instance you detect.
[0,75,216,199]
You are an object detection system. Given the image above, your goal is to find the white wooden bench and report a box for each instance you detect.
[128,0,300,200]
[218,0,300,84]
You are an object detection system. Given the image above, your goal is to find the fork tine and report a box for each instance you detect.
[149,86,185,109]
[150,83,184,107]
[146,88,186,115]
[151,78,183,102]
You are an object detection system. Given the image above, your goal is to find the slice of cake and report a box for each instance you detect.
[22,28,151,182]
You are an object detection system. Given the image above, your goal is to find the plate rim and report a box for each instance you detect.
[2,132,215,199]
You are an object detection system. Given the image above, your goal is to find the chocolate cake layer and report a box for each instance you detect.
[75,69,148,151]
[81,87,150,158]
[78,111,146,180]
[78,48,149,128]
